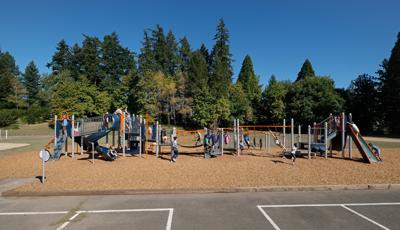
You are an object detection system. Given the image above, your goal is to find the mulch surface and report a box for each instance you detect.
[0,146,399,193]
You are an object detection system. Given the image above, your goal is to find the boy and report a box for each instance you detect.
[171,136,179,162]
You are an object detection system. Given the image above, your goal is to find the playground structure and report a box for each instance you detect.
[41,110,379,164]
[42,110,177,161]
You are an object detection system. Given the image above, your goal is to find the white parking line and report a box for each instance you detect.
[257,202,399,230]
[341,205,390,230]
[259,202,400,208]
[0,208,174,230]
[57,208,174,230]
[0,211,68,215]
[56,212,81,230]
[257,205,280,230]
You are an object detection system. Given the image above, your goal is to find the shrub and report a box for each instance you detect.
[24,105,51,124]
[0,109,18,128]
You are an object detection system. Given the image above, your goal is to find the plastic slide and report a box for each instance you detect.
[51,135,66,160]
[347,123,379,163]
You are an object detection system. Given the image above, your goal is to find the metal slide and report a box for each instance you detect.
[347,123,379,163]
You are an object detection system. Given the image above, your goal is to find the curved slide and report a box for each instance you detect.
[347,123,379,163]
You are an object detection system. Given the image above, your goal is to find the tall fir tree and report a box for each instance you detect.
[178,36,191,73]
[101,32,135,87]
[152,25,167,72]
[165,30,179,76]
[138,30,156,73]
[209,18,233,99]
[199,43,211,73]
[348,74,379,134]
[0,51,19,107]
[380,32,400,134]
[236,55,262,106]
[80,35,103,86]
[69,43,83,78]
[296,59,315,81]
[47,39,71,74]
[23,61,40,106]
[188,50,213,126]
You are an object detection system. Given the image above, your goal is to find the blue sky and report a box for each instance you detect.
[0,0,399,88]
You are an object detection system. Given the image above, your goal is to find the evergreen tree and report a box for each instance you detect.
[101,32,135,93]
[165,30,179,76]
[152,25,167,72]
[199,43,211,71]
[47,39,71,74]
[348,74,379,134]
[236,55,262,107]
[0,51,19,108]
[187,50,213,126]
[296,59,315,81]
[178,36,191,73]
[259,75,289,123]
[286,76,344,124]
[23,61,40,106]
[80,35,103,86]
[229,83,252,121]
[380,32,400,134]
[209,18,233,99]
[138,30,157,72]
[69,43,83,78]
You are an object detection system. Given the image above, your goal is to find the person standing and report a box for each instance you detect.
[171,136,179,162]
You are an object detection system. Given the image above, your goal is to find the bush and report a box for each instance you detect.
[24,105,51,124]
[0,109,18,128]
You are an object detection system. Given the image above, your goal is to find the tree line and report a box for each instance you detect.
[0,19,399,134]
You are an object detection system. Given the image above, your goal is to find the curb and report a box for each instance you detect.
[2,183,399,197]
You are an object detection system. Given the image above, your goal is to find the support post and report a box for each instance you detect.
[80,119,84,155]
[5,130,8,140]
[268,133,271,153]
[42,155,45,184]
[291,118,294,148]
[139,115,142,158]
[156,121,159,158]
[349,113,352,159]
[313,122,317,143]
[237,119,240,156]
[72,115,75,159]
[54,115,57,150]
[264,133,267,150]
[308,125,311,159]
[324,122,328,159]
[283,119,286,149]
[342,112,345,158]
[122,116,126,157]
[221,128,224,156]
[91,142,95,164]
[298,125,301,147]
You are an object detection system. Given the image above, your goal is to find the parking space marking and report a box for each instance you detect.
[257,205,280,230]
[56,208,174,230]
[341,205,389,230]
[258,202,400,208]
[0,211,68,215]
[257,202,399,230]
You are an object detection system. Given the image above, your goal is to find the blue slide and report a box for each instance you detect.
[51,113,121,161]
[347,123,379,163]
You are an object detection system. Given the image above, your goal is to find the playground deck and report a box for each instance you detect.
[0,146,399,194]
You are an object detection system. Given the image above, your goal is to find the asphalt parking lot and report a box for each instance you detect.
[0,189,399,230]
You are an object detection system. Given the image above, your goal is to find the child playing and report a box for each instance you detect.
[171,136,179,162]
[368,143,382,161]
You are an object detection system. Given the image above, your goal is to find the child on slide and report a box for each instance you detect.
[368,143,383,161]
